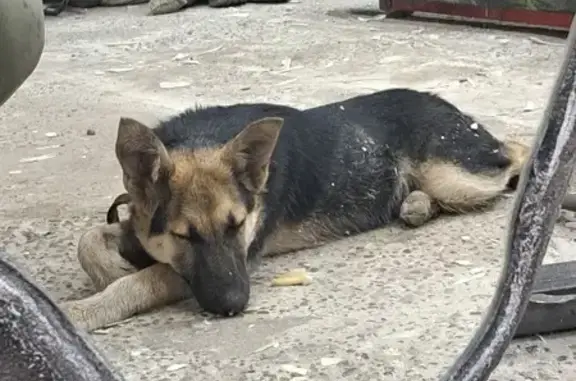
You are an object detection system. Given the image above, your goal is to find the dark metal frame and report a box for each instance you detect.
[440,14,576,381]
[3,13,576,381]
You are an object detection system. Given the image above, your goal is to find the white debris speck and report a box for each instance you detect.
[331,182,335,187]
[45,132,58,138]
[252,341,279,353]
[320,357,343,366]
[172,53,190,61]
[523,101,536,112]
[130,349,146,357]
[107,66,134,73]
[492,149,499,153]
[226,11,250,18]
[8,170,22,175]
[339,105,345,110]
[281,57,292,70]
[361,146,367,152]
[364,242,376,250]
[453,272,486,285]
[440,136,445,140]
[461,235,471,242]
[470,123,479,130]
[280,364,308,376]
[159,81,191,89]
[166,364,188,372]
[453,260,472,266]
[19,154,56,163]
[37,144,61,150]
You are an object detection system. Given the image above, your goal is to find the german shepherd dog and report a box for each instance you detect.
[61,88,529,331]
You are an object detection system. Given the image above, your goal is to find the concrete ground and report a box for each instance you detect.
[1,1,576,380]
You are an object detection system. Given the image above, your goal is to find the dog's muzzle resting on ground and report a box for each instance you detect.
[61,88,530,331]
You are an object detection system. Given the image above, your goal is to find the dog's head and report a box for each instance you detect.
[115,116,283,316]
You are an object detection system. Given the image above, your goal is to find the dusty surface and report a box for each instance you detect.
[1,1,576,380]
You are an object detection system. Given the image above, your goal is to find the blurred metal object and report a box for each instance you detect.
[0,0,45,107]
[440,15,576,381]
[0,254,125,381]
[0,2,123,379]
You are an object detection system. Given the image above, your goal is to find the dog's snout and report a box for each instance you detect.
[204,288,249,316]
[186,245,251,316]
[193,277,250,316]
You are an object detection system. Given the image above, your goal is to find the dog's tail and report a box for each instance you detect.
[502,138,531,190]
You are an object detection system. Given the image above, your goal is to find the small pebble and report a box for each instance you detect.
[470,123,479,130]
[86,129,96,136]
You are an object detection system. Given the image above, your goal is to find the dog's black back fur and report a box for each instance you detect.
[152,88,514,262]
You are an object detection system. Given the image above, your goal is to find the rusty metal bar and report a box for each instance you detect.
[440,16,576,381]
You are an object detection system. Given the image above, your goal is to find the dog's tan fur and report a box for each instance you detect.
[115,116,279,269]
[400,139,530,224]
[61,116,530,332]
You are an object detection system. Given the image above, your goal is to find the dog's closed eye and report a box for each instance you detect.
[171,225,204,243]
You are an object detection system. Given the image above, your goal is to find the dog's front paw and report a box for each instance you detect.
[60,299,102,332]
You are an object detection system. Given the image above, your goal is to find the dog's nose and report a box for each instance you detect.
[203,289,249,316]
[187,245,251,316]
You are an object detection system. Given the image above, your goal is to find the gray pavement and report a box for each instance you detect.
[1,2,575,380]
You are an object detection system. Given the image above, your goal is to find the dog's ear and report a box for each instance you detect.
[224,117,284,192]
[115,117,173,186]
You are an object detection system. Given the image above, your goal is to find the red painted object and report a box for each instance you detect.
[379,0,574,31]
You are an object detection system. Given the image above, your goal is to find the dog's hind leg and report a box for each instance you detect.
[414,139,530,215]
[399,190,439,227]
